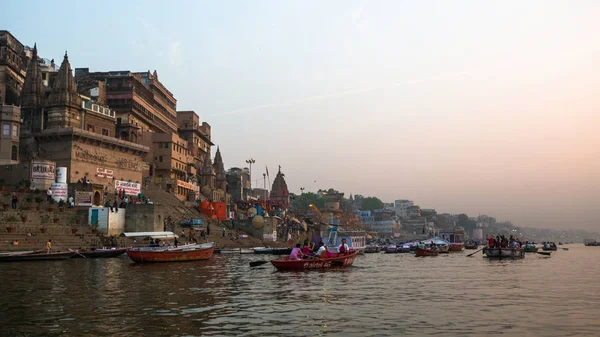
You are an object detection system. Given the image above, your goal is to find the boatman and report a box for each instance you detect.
[338,238,350,255]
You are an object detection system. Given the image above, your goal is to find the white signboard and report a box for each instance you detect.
[75,191,93,206]
[56,167,67,183]
[96,167,114,179]
[51,183,68,202]
[31,162,56,180]
[115,180,141,195]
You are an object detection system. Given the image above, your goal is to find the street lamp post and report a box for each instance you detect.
[245,158,255,188]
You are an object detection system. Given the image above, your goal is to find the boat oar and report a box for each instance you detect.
[466,248,484,257]
[537,251,551,256]
[249,260,269,267]
[68,248,87,259]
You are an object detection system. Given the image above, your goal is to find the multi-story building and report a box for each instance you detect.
[176,110,212,174]
[74,68,178,147]
[226,167,250,202]
[407,205,421,219]
[151,132,197,200]
[0,104,20,164]
[0,31,26,105]
[394,199,414,219]
[19,47,148,204]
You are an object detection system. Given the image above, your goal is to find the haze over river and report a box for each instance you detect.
[1,244,599,337]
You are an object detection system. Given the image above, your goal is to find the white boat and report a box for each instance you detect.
[322,227,367,254]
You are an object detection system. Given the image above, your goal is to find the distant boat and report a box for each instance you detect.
[542,242,558,251]
[523,245,539,253]
[464,241,478,249]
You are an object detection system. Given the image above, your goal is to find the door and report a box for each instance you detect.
[91,209,99,225]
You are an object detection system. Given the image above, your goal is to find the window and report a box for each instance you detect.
[159,156,163,162]
[2,124,9,136]
[87,124,94,132]
[102,128,109,136]
[11,145,17,161]
[12,125,17,137]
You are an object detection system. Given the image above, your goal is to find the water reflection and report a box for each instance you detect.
[1,246,600,336]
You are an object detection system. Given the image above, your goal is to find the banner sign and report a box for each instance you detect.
[31,162,56,180]
[115,180,141,195]
[50,183,68,202]
[96,167,114,179]
[75,191,93,206]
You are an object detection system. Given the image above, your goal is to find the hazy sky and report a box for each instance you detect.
[5,1,599,230]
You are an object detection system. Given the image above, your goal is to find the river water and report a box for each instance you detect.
[1,244,599,337]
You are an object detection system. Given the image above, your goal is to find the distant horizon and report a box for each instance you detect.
[3,0,599,231]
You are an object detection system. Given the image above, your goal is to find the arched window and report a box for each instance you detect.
[130,132,137,143]
[11,145,17,161]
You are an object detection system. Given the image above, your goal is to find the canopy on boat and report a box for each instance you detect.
[421,237,450,245]
[120,231,178,239]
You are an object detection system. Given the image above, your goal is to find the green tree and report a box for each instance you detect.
[457,213,477,231]
[360,197,384,212]
[292,192,325,211]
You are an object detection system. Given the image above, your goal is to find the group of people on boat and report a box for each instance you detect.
[289,239,350,260]
[486,235,523,249]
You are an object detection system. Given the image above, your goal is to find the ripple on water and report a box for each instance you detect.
[1,247,600,336]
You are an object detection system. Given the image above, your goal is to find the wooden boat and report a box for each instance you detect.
[483,247,525,259]
[71,248,128,258]
[254,247,292,255]
[464,241,478,249]
[270,250,359,271]
[440,229,465,252]
[415,247,439,257]
[0,251,75,262]
[542,242,558,251]
[364,244,380,253]
[523,246,538,253]
[126,242,215,263]
[383,244,398,253]
[215,248,241,254]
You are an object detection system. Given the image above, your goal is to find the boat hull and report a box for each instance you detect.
[448,243,464,252]
[271,250,358,271]
[523,247,538,253]
[483,247,525,259]
[73,248,128,258]
[0,251,75,262]
[127,243,215,263]
[415,247,439,257]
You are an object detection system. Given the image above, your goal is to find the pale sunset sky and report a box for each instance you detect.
[4,1,599,230]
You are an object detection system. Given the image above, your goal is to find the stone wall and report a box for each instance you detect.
[124,204,163,233]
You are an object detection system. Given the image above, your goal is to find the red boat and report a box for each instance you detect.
[415,247,439,257]
[126,242,215,263]
[270,250,359,271]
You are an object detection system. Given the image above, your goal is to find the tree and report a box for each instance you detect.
[291,192,325,211]
[457,213,477,231]
[360,197,384,212]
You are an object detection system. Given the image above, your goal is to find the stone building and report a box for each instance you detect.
[269,166,290,208]
[0,31,26,105]
[18,47,148,203]
[74,68,178,145]
[226,167,250,202]
[176,110,212,175]
[0,104,20,164]
[151,131,197,201]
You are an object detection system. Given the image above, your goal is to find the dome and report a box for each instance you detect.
[201,186,212,197]
[252,215,265,229]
